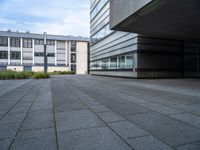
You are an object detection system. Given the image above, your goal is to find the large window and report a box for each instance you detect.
[71,53,76,63]
[35,52,55,57]
[91,24,112,44]
[110,57,117,69]
[23,39,32,48]
[0,37,8,46]
[11,38,20,47]
[10,51,21,60]
[47,53,55,57]
[118,56,125,69]
[126,55,134,68]
[71,41,76,51]
[35,52,44,57]
[91,0,108,20]
[47,40,55,46]
[91,53,134,70]
[101,59,109,69]
[0,51,8,59]
[35,39,44,45]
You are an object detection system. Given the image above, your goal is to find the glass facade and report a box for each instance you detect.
[0,51,8,59]
[0,37,8,46]
[23,39,32,48]
[90,53,134,70]
[10,51,21,60]
[90,0,108,20]
[91,24,112,44]
[11,38,20,47]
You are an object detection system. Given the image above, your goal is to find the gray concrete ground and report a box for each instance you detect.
[0,75,200,150]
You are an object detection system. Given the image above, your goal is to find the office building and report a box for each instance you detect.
[0,30,89,74]
[90,0,200,78]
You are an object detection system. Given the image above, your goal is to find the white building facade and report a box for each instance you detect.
[0,31,89,74]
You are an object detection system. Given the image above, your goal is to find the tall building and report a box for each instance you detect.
[0,31,89,74]
[90,0,200,78]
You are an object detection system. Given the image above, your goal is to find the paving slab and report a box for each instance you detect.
[58,126,132,150]
[139,102,183,115]
[0,113,26,125]
[109,121,149,139]
[90,105,111,113]
[170,113,200,128]
[176,141,200,150]
[21,109,54,131]
[127,112,200,146]
[0,139,12,150]
[127,135,173,150]
[9,102,32,114]
[0,123,20,139]
[97,111,126,123]
[55,110,105,132]
[10,128,57,150]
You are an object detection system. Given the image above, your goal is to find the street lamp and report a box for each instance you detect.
[43,32,47,73]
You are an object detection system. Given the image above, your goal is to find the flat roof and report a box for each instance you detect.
[0,30,90,42]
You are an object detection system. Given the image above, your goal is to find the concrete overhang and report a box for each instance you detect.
[110,0,200,40]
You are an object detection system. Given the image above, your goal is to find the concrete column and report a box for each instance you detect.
[20,38,23,65]
[68,41,71,70]
[117,56,119,69]
[8,37,10,65]
[65,41,68,66]
[55,40,57,66]
[32,39,35,65]
[108,58,110,69]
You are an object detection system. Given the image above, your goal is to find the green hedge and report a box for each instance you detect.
[32,72,50,79]
[0,71,49,80]
[0,70,75,80]
[0,71,31,80]
[49,71,76,75]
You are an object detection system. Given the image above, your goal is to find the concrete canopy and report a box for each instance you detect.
[110,0,200,40]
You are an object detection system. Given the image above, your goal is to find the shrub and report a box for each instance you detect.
[32,72,50,79]
[50,71,75,75]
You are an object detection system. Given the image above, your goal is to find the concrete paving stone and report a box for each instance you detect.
[109,121,149,139]
[80,97,101,106]
[58,126,132,150]
[0,113,26,125]
[0,123,20,139]
[170,104,200,115]
[90,105,111,113]
[17,128,55,139]
[0,139,12,150]
[127,135,173,150]
[53,101,87,112]
[21,109,54,131]
[30,101,53,111]
[10,129,57,150]
[9,102,32,114]
[105,101,151,116]
[55,110,105,132]
[127,112,200,146]
[97,111,126,123]
[176,141,200,150]
[170,113,200,128]
[0,110,7,118]
[139,102,183,115]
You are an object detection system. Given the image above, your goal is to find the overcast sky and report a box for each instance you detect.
[0,0,90,37]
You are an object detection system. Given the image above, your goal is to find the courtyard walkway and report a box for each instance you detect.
[0,75,200,150]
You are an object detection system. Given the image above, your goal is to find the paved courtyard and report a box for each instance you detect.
[0,75,200,150]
